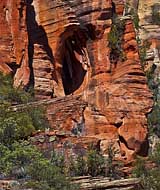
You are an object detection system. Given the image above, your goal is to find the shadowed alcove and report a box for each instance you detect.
[60,28,89,95]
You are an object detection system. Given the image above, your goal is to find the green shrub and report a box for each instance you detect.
[67,145,123,178]
[108,17,126,62]
[26,106,50,131]
[87,149,105,177]
[108,25,119,50]
[105,145,123,179]
[0,72,77,189]
[0,142,42,177]
[124,2,139,30]
[0,108,35,145]
[133,163,160,190]
[0,103,48,145]
[145,64,160,137]
[26,149,76,190]
[139,41,151,69]
[22,181,51,190]
[0,76,48,144]
[133,143,160,190]
[130,9,139,30]
[132,157,147,178]
[0,73,33,104]
[148,104,160,136]
[152,4,160,25]
[66,149,105,177]
[150,143,160,166]
[0,142,75,190]
[34,165,77,189]
[137,40,160,137]
[50,150,65,174]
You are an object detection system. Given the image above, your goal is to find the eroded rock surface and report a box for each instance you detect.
[137,0,160,137]
[0,0,153,161]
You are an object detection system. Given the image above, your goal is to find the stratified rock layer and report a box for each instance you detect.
[138,0,160,97]
[0,0,153,161]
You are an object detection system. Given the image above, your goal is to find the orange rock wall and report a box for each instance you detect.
[0,0,153,161]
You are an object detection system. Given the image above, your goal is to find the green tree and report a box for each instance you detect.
[0,72,76,189]
[86,149,105,177]
[0,141,75,190]
[0,105,36,145]
[108,17,126,62]
[0,72,33,104]
[0,142,42,177]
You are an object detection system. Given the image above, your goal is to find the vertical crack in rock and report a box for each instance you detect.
[26,0,55,98]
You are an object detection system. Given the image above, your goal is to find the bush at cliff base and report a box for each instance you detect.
[0,73,76,189]
[133,143,160,190]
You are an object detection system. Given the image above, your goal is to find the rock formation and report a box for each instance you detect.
[72,176,140,190]
[138,0,160,137]
[0,0,154,161]
[0,177,140,190]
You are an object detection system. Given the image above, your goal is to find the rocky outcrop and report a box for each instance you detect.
[72,177,140,190]
[0,180,20,190]
[0,177,140,190]
[0,0,153,161]
[138,0,160,41]
[137,0,160,79]
[137,0,160,136]
[0,0,29,82]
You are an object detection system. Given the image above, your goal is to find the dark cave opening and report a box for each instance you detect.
[61,30,89,95]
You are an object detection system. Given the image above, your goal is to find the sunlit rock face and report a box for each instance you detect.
[0,0,153,161]
[138,0,160,79]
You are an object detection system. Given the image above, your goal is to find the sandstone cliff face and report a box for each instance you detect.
[137,0,160,137]
[138,0,160,70]
[0,0,153,161]
[0,0,29,82]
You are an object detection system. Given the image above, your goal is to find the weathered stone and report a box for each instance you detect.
[72,177,140,190]
[0,0,153,162]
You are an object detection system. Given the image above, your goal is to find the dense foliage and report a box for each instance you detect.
[138,40,160,136]
[0,73,50,144]
[0,73,73,189]
[133,143,160,190]
[0,73,33,104]
[134,15,160,189]
[67,145,123,179]
[108,16,126,62]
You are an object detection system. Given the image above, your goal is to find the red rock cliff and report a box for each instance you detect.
[0,0,153,161]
